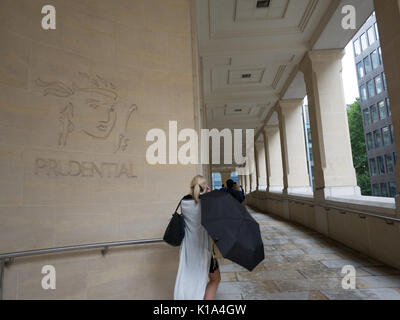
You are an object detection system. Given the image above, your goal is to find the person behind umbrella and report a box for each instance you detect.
[224,179,245,204]
[174,175,221,300]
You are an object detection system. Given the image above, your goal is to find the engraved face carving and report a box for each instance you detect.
[70,88,117,139]
[36,73,138,153]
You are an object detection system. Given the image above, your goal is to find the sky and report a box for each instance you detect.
[342,41,360,105]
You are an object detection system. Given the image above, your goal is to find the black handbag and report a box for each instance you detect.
[163,199,185,247]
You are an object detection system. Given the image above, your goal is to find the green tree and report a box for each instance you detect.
[347,98,371,195]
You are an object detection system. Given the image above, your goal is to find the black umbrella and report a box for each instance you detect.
[200,190,265,271]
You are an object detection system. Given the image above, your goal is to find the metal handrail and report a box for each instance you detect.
[0,238,164,300]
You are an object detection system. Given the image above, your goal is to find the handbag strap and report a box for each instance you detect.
[174,194,194,215]
[174,198,183,214]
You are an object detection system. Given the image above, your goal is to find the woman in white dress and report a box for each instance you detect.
[174,175,221,300]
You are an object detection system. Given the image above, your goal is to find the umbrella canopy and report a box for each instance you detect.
[200,190,265,271]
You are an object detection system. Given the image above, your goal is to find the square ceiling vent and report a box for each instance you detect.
[256,0,271,8]
[228,69,265,85]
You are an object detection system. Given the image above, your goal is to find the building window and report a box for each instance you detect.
[375,23,380,40]
[230,172,239,184]
[212,173,222,190]
[389,182,398,197]
[385,154,394,174]
[382,72,387,90]
[394,152,398,165]
[370,105,379,123]
[354,39,362,56]
[381,183,389,197]
[382,127,391,146]
[378,47,383,64]
[390,125,395,144]
[377,156,385,175]
[374,130,382,148]
[371,50,380,69]
[367,80,375,98]
[366,133,374,150]
[367,26,376,46]
[360,85,368,102]
[375,75,383,95]
[356,62,365,79]
[372,183,380,196]
[361,33,368,51]
[378,101,387,120]
[386,98,391,117]
[363,108,371,126]
[364,56,372,74]
[370,159,378,177]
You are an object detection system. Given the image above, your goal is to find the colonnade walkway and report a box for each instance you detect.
[215,207,400,300]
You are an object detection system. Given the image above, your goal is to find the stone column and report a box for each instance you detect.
[262,131,270,190]
[277,99,311,195]
[239,175,244,190]
[256,141,267,190]
[245,173,251,194]
[300,50,359,201]
[251,146,258,192]
[374,0,400,216]
[264,125,283,193]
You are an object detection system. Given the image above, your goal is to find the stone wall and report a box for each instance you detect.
[0,0,198,299]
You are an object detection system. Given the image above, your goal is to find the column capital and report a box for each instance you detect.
[278,98,304,110]
[299,49,345,74]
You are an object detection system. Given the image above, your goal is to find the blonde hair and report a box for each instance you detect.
[190,175,208,204]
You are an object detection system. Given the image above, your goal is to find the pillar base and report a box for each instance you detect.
[314,186,361,202]
[284,186,313,196]
[268,186,284,194]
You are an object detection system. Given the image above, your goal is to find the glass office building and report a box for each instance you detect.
[353,13,397,197]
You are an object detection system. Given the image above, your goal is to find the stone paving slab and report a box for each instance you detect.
[285,253,347,263]
[272,242,328,250]
[221,272,237,282]
[262,260,326,271]
[360,266,400,276]
[298,267,371,279]
[303,247,341,255]
[236,269,304,282]
[220,264,250,273]
[356,276,400,289]
[264,249,305,257]
[215,207,400,300]
[215,293,243,300]
[320,258,383,269]
[321,288,400,300]
[262,239,289,245]
[243,291,327,300]
[217,282,267,296]
[274,278,343,292]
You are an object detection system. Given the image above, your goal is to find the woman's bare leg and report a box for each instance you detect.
[204,269,221,300]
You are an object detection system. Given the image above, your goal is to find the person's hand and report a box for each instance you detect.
[205,186,211,193]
